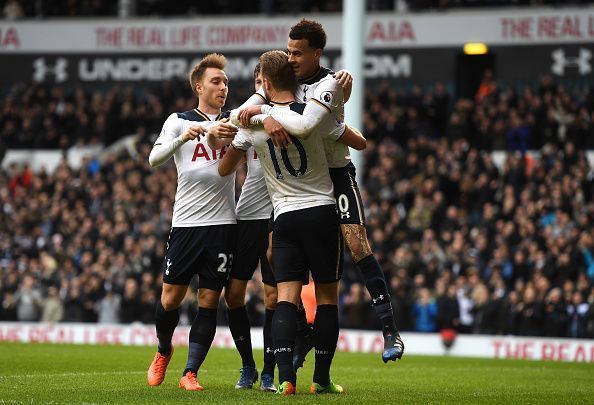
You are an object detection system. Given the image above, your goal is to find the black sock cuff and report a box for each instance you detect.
[228,305,247,317]
[277,301,298,311]
[357,254,375,266]
[198,307,218,318]
[358,255,383,276]
[316,304,338,313]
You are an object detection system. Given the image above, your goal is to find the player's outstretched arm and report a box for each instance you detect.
[230,108,293,148]
[218,145,246,176]
[259,100,330,139]
[149,114,206,167]
[339,125,367,150]
[258,78,343,138]
[230,106,262,128]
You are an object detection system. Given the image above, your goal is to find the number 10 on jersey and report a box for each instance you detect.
[266,136,308,179]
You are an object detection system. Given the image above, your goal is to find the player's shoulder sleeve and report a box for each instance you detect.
[155,113,183,144]
[231,128,253,152]
[312,77,344,113]
[177,109,209,122]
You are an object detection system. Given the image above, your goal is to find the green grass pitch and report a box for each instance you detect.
[0,342,592,404]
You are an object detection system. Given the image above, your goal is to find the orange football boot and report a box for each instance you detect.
[179,371,204,391]
[147,347,173,386]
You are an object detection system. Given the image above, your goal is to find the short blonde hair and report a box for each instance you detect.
[189,53,227,96]
[259,50,296,92]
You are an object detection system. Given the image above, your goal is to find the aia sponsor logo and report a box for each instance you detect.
[191,143,228,161]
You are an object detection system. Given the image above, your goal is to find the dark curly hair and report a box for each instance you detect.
[289,19,327,50]
[253,63,261,80]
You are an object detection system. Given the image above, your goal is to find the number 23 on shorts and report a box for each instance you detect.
[217,253,233,273]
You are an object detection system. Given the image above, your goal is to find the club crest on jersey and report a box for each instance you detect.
[320,91,332,104]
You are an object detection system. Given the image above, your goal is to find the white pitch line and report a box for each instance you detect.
[0,369,242,380]
[0,371,146,380]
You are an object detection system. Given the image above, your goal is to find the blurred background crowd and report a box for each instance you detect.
[2,0,593,20]
[1,70,593,338]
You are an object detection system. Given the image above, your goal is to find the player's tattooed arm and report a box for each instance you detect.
[342,223,373,263]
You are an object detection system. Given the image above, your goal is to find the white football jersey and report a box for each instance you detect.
[154,109,236,227]
[235,147,273,220]
[295,67,351,169]
[232,102,344,218]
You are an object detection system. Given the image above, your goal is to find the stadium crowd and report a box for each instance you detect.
[2,0,592,19]
[1,74,594,339]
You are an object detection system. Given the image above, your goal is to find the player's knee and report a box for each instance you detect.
[224,289,245,309]
[314,282,339,306]
[161,294,181,311]
[224,279,247,309]
[198,289,221,309]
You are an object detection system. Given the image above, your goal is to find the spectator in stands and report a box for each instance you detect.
[139,288,157,324]
[342,283,374,330]
[41,286,63,323]
[120,278,142,324]
[567,291,589,338]
[543,288,567,337]
[412,288,437,332]
[0,292,17,321]
[390,276,414,331]
[515,286,544,336]
[587,290,594,338]
[470,284,500,334]
[14,275,42,322]
[63,279,85,322]
[96,289,122,324]
[475,70,497,105]
[436,283,460,331]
